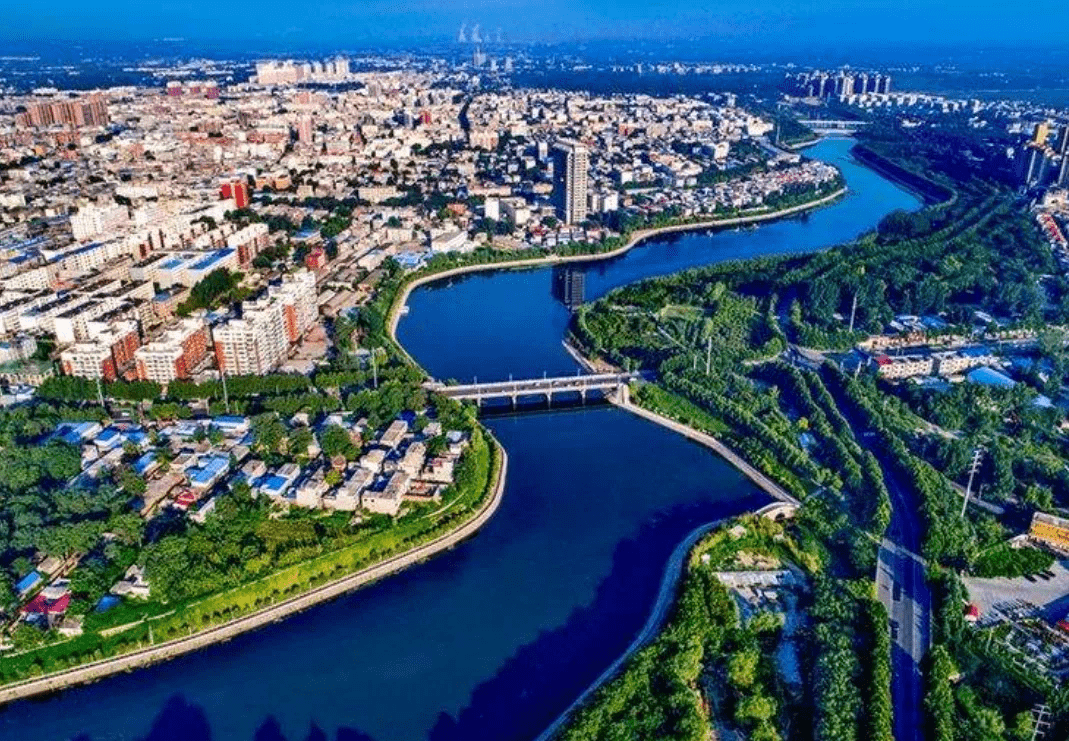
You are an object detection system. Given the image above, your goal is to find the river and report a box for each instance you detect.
[0,138,920,741]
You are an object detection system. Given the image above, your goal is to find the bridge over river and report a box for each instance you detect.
[427,372,641,406]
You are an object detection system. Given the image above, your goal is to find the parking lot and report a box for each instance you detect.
[963,559,1069,623]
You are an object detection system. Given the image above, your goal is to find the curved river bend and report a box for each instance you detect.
[0,139,919,741]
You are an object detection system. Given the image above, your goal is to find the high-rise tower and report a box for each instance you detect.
[551,140,590,225]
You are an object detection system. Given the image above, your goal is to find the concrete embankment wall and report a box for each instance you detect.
[611,393,800,507]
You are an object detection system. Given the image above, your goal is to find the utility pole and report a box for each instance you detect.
[705,336,712,375]
[849,266,865,334]
[371,348,379,389]
[95,374,105,407]
[1029,704,1050,741]
[221,366,230,414]
[960,447,984,518]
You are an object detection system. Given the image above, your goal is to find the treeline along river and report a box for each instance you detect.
[0,138,919,741]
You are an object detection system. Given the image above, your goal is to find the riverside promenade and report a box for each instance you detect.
[388,188,847,367]
[0,442,509,706]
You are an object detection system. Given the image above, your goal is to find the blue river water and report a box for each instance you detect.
[0,138,919,741]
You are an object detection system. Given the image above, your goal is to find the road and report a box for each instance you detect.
[866,432,932,741]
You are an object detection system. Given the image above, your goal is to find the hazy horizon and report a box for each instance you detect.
[5,0,1068,53]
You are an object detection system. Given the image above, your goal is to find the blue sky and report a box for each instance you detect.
[5,0,1066,49]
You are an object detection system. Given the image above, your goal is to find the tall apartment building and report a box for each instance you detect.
[59,320,140,381]
[274,270,318,342]
[220,180,250,209]
[17,94,109,129]
[135,318,211,383]
[297,116,314,145]
[212,271,317,375]
[551,140,589,225]
[227,223,270,267]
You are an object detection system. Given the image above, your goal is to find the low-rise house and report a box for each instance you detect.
[260,463,301,500]
[325,468,373,512]
[187,454,230,490]
[359,448,387,473]
[421,456,455,485]
[399,442,426,476]
[14,571,42,598]
[20,592,71,626]
[362,482,405,516]
[93,427,124,451]
[294,470,328,508]
[190,496,218,523]
[872,353,934,379]
[239,459,268,485]
[110,565,151,599]
[211,415,250,437]
[132,451,159,477]
[57,615,84,637]
[379,419,408,450]
[53,421,103,446]
[36,556,63,578]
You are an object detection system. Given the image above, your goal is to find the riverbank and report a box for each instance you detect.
[387,186,847,369]
[0,437,509,706]
[849,145,955,206]
[534,516,731,741]
[608,386,801,507]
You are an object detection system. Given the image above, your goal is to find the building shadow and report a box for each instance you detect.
[66,694,382,741]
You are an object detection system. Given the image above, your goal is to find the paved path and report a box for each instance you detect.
[533,518,729,741]
[0,441,509,706]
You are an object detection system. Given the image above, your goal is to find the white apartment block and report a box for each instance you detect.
[552,140,589,225]
[212,270,317,375]
[70,204,130,242]
[212,302,288,376]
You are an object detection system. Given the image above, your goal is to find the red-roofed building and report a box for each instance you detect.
[20,592,71,620]
[305,247,327,270]
[173,489,199,510]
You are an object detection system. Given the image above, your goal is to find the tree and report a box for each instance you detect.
[319,424,357,460]
[117,468,147,496]
[727,645,760,689]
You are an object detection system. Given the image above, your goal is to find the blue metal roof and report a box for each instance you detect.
[260,474,292,495]
[967,367,1016,389]
[15,571,41,594]
[97,427,121,443]
[189,249,234,272]
[132,452,157,475]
